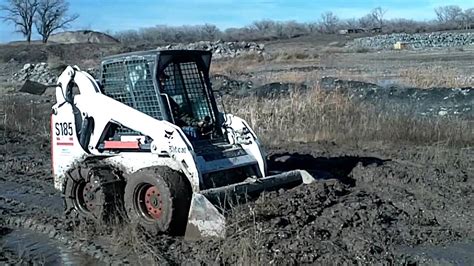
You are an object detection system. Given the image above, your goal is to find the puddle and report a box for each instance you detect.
[377,78,401,87]
[0,228,102,265]
[401,241,474,265]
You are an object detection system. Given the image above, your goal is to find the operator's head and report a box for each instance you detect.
[159,72,170,87]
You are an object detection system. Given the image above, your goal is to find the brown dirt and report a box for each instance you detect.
[130,142,472,264]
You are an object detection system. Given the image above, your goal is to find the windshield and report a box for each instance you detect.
[160,60,216,140]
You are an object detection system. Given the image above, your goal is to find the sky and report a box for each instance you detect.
[0,0,472,42]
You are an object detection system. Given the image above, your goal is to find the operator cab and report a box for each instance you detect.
[100,50,222,142]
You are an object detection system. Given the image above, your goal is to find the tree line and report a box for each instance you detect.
[1,2,472,44]
[0,0,78,43]
[115,6,474,44]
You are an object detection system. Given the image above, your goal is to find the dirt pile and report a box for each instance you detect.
[48,30,120,44]
[212,74,309,98]
[321,77,473,118]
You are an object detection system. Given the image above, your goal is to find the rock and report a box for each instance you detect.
[346,32,474,51]
[157,40,265,59]
[22,63,33,71]
[12,62,58,85]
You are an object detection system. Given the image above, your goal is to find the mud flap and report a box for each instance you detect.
[185,193,226,240]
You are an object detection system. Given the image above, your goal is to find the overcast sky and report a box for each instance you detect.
[0,0,472,43]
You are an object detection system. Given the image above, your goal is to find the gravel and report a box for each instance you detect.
[346,32,474,50]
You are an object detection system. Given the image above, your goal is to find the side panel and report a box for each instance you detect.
[51,103,88,190]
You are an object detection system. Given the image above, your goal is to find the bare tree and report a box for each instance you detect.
[461,8,474,29]
[35,0,78,43]
[344,18,360,28]
[320,11,339,33]
[200,23,220,41]
[435,5,463,28]
[371,7,387,30]
[358,14,375,28]
[281,20,307,38]
[252,20,275,34]
[0,0,39,43]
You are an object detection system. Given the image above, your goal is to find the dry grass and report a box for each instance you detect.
[0,95,50,138]
[224,87,472,147]
[399,66,473,88]
[211,50,321,77]
[270,50,319,62]
[2,86,471,150]
[211,55,265,76]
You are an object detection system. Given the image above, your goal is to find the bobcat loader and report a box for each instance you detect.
[43,50,315,239]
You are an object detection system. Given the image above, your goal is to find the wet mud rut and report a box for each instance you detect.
[1,129,473,264]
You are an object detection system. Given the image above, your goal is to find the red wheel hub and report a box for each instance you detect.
[144,186,162,219]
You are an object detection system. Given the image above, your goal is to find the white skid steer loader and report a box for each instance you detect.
[41,50,315,240]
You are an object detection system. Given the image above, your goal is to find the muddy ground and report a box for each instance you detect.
[0,37,473,264]
[0,122,472,264]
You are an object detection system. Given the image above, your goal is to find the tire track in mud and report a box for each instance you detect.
[0,180,138,265]
[0,129,121,263]
[0,129,168,264]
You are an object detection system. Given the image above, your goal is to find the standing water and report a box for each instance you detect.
[1,228,102,265]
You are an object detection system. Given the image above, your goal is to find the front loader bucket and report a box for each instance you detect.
[20,80,48,95]
[20,80,57,95]
[184,170,316,240]
[184,193,226,240]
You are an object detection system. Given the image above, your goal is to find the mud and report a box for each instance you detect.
[2,121,472,264]
[132,143,472,264]
[1,228,102,265]
[0,129,139,265]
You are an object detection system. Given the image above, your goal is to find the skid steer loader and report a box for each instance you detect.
[44,50,315,239]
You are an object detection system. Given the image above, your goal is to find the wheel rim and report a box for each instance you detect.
[74,180,96,215]
[135,184,163,221]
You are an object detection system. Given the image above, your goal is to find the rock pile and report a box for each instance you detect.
[347,32,474,50]
[12,63,100,85]
[12,63,57,84]
[157,40,265,59]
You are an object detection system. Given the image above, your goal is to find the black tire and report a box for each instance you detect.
[124,167,192,235]
[63,165,124,224]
